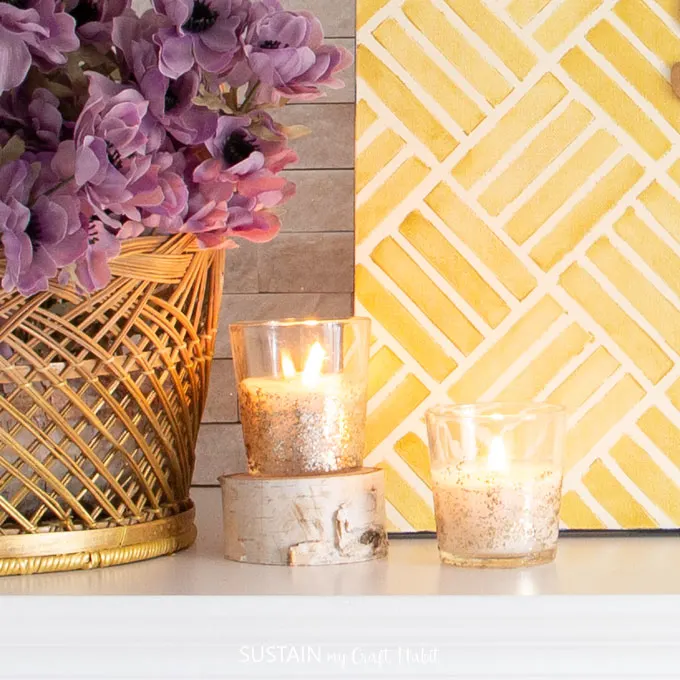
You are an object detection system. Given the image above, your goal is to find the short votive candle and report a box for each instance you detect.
[230,318,370,476]
[425,403,566,568]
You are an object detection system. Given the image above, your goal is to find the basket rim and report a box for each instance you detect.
[0,503,195,558]
[0,233,216,293]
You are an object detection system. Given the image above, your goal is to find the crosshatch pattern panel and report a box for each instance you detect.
[356,0,680,531]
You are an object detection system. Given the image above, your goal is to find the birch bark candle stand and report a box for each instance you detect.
[220,469,388,566]
[225,318,388,566]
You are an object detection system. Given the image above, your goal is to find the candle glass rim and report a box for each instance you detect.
[426,402,566,423]
[229,316,371,331]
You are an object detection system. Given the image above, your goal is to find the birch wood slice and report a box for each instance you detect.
[219,468,388,566]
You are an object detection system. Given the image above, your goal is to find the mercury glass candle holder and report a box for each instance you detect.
[425,403,566,569]
[230,317,371,476]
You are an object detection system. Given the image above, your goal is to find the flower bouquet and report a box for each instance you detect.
[0,0,350,575]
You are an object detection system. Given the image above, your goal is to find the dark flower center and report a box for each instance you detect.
[182,0,218,33]
[87,221,99,245]
[2,0,29,9]
[106,142,123,170]
[25,215,42,245]
[69,0,100,27]
[165,89,180,112]
[88,215,121,245]
[260,40,282,49]
[223,129,257,167]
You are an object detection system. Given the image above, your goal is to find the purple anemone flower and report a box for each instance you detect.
[27,88,63,148]
[0,0,346,295]
[111,5,168,66]
[66,0,129,45]
[224,193,280,242]
[0,0,80,92]
[67,72,166,223]
[130,39,218,144]
[113,8,218,144]
[152,0,249,79]
[0,159,87,296]
[194,112,296,209]
[182,195,229,242]
[196,112,297,181]
[0,0,79,92]
[72,209,122,291]
[124,151,189,233]
[202,114,263,176]
[182,182,280,249]
[0,86,64,149]
[143,152,189,228]
[232,9,351,102]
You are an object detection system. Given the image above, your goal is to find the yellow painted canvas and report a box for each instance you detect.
[355,0,680,530]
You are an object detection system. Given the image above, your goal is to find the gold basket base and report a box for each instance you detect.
[0,505,196,576]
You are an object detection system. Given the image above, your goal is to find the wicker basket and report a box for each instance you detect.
[0,234,224,575]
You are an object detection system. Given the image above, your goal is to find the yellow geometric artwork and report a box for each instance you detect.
[355,0,680,530]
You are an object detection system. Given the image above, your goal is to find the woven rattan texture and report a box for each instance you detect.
[0,234,224,572]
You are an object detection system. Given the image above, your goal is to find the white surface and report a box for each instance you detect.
[1,488,680,678]
[0,487,678,596]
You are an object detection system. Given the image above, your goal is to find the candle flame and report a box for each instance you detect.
[487,437,508,472]
[280,343,327,385]
[302,342,326,387]
[281,351,297,379]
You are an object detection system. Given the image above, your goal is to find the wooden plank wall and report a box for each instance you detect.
[194,0,357,484]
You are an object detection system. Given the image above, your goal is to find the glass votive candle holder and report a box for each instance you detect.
[425,403,566,568]
[230,317,371,476]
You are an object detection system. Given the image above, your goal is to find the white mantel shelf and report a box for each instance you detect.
[1,488,679,679]
[0,487,677,597]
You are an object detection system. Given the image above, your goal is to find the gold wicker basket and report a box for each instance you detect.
[0,234,224,575]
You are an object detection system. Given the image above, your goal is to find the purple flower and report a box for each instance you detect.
[197,111,296,179]
[181,187,230,243]
[28,88,63,148]
[238,168,293,208]
[0,0,345,295]
[201,114,263,176]
[125,38,218,144]
[146,152,189,224]
[0,160,87,296]
[224,192,280,242]
[194,112,296,210]
[79,71,162,158]
[152,0,249,79]
[126,151,189,233]
[66,0,129,46]
[0,0,79,92]
[113,9,218,144]
[248,0,282,16]
[233,9,351,102]
[73,210,122,291]
[111,6,168,64]
[0,86,64,149]
[68,72,166,222]
[182,181,279,249]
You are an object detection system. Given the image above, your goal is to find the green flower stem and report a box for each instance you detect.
[239,82,260,113]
